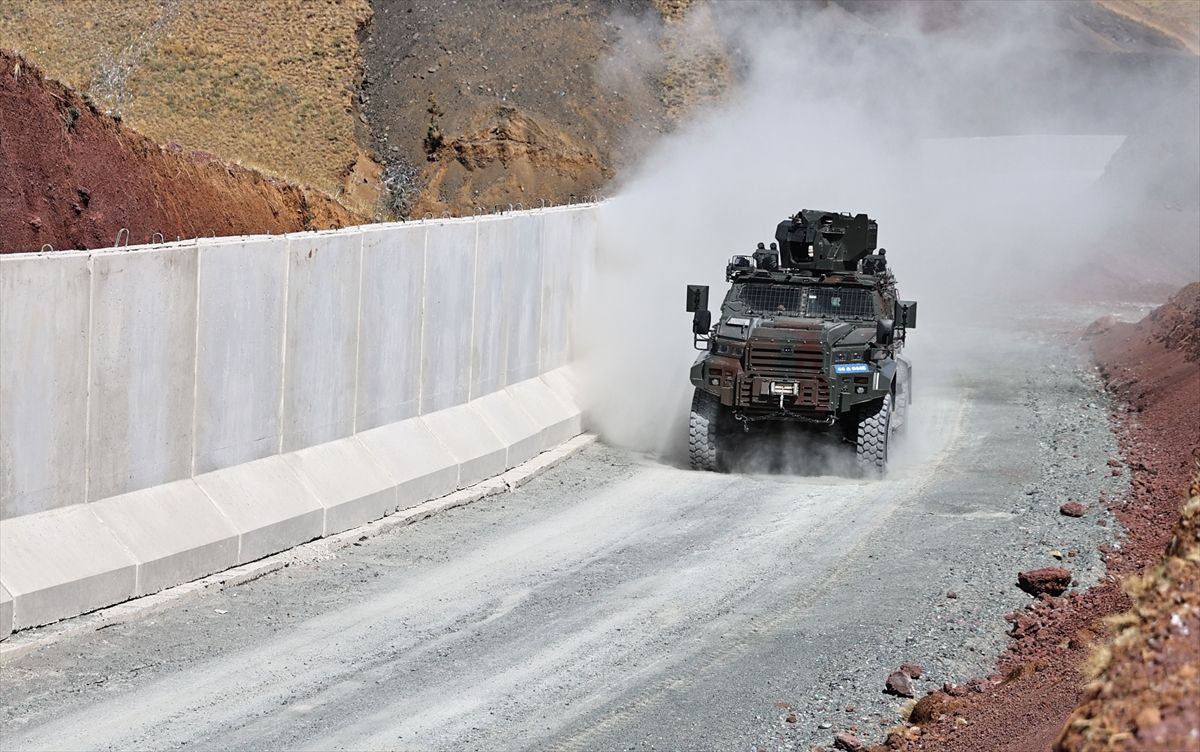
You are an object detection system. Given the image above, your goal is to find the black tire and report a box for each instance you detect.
[689,389,725,472]
[856,394,893,475]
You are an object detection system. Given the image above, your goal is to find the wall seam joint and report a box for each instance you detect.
[189,245,204,477]
[82,253,96,504]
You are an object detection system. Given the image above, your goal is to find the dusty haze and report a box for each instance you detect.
[578,1,1199,460]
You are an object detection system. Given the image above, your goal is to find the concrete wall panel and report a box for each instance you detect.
[506,376,581,449]
[356,225,425,430]
[471,390,543,468]
[471,217,512,399]
[283,437,397,536]
[281,231,362,451]
[421,404,506,487]
[541,366,584,440]
[420,220,478,413]
[571,206,599,302]
[195,456,324,564]
[504,214,544,385]
[193,237,288,474]
[0,505,137,630]
[356,418,459,509]
[89,479,238,596]
[88,248,198,501]
[0,254,91,519]
[539,210,574,371]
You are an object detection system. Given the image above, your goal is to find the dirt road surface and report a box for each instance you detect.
[0,310,1128,751]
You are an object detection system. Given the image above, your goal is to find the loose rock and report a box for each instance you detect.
[832,731,870,752]
[1017,567,1072,596]
[884,670,915,697]
[943,682,968,697]
[1060,501,1086,517]
[899,662,923,679]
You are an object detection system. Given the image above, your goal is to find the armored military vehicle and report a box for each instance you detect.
[685,209,916,474]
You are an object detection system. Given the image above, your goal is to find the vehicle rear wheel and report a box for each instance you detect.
[689,389,726,472]
[856,394,893,475]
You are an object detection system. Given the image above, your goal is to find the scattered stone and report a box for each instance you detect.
[1097,518,1108,526]
[946,590,958,599]
[943,682,968,697]
[885,670,915,697]
[1050,550,1064,560]
[832,731,870,752]
[785,712,797,723]
[1107,458,1122,468]
[899,662,923,679]
[817,720,831,728]
[1017,567,1072,596]
[1060,501,1086,517]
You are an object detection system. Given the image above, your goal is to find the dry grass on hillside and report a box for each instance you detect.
[0,0,375,211]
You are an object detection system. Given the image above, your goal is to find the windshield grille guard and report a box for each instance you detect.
[737,284,877,318]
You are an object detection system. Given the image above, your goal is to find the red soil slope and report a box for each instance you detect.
[880,284,1200,752]
[0,50,363,253]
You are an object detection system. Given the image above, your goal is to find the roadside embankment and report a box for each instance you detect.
[877,284,1199,752]
[0,50,363,254]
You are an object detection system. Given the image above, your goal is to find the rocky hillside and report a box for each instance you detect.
[6,0,1194,224]
[0,51,362,254]
[0,0,376,214]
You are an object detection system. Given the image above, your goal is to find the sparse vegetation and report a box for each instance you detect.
[0,0,375,210]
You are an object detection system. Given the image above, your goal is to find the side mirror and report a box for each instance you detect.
[692,309,712,336]
[894,300,917,329]
[875,318,895,346]
[686,284,709,313]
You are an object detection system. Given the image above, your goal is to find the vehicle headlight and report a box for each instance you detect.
[713,339,745,357]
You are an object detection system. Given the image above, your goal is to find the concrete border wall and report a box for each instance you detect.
[0,205,597,636]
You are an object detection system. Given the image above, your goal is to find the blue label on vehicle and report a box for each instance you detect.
[833,363,871,374]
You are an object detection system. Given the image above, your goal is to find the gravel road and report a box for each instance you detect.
[0,311,1127,752]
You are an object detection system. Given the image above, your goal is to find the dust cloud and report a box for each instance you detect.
[577,1,1199,463]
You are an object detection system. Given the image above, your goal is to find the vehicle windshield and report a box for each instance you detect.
[733,283,878,319]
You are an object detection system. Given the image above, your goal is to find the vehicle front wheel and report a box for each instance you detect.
[855,394,893,476]
[688,389,727,472]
